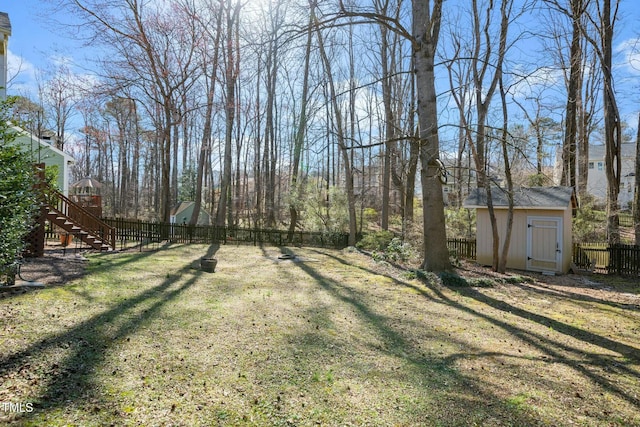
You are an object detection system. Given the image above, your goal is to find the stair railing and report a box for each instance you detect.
[44,185,116,250]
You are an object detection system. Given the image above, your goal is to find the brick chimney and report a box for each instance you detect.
[0,12,11,101]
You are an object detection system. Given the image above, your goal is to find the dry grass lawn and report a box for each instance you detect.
[1,243,639,426]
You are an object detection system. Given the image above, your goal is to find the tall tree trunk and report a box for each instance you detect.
[404,59,418,222]
[254,55,263,227]
[379,0,393,231]
[216,2,240,227]
[601,0,621,245]
[497,70,514,273]
[634,113,640,245]
[412,0,451,272]
[560,0,583,190]
[288,7,313,241]
[161,104,172,223]
[190,14,221,225]
[191,68,218,225]
[471,0,511,271]
[315,15,358,246]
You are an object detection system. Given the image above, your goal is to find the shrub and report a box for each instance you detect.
[300,180,350,233]
[438,272,496,288]
[356,230,395,251]
[363,207,378,224]
[0,98,39,278]
[438,271,470,287]
[385,237,415,262]
[467,278,496,288]
[445,208,476,239]
[573,201,607,243]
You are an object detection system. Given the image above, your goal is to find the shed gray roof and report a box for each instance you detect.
[463,186,576,210]
[0,12,11,36]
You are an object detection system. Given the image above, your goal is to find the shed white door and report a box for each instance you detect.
[526,216,562,272]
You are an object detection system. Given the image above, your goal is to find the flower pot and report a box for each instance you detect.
[60,234,73,247]
[200,257,217,273]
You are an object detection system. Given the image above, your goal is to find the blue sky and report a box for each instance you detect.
[3,1,640,130]
[3,0,81,95]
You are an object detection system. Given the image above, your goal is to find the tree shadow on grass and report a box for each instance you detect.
[280,247,549,426]
[492,274,640,313]
[308,248,640,412]
[0,243,220,423]
[432,280,640,406]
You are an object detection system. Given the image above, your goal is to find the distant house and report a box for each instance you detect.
[2,12,74,196]
[555,143,637,209]
[464,186,576,274]
[8,125,75,196]
[170,201,211,226]
[1,11,10,101]
[586,143,636,209]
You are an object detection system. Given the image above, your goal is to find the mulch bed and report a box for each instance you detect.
[1,245,90,294]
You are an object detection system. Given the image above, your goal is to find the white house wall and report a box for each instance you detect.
[584,143,636,209]
[0,12,9,101]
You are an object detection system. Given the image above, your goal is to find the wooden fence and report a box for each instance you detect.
[44,216,639,276]
[101,218,350,250]
[573,243,640,276]
[445,238,640,277]
[447,238,477,260]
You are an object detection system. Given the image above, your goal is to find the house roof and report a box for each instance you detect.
[10,124,75,163]
[0,12,11,36]
[589,143,636,160]
[463,186,576,210]
[172,201,194,216]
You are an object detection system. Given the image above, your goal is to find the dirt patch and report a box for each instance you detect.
[2,246,90,292]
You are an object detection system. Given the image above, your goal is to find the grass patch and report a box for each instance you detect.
[1,244,639,426]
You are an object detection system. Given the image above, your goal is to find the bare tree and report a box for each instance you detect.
[497,63,515,273]
[412,0,451,271]
[443,13,474,208]
[190,0,223,226]
[544,0,586,190]
[215,0,242,227]
[634,113,640,244]
[576,47,600,200]
[288,4,314,240]
[315,5,358,246]
[41,65,77,151]
[447,0,513,271]
[56,0,201,222]
[581,0,622,244]
[376,0,396,231]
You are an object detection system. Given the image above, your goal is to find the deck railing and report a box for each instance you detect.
[46,187,116,250]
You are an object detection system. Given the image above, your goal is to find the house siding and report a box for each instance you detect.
[580,143,636,208]
[476,207,572,273]
[11,132,73,196]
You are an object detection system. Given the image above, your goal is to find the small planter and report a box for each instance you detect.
[60,234,73,247]
[200,257,217,273]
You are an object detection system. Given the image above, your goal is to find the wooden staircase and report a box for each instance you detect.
[44,187,116,251]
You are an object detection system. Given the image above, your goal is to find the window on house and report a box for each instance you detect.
[588,162,594,169]
[597,162,603,171]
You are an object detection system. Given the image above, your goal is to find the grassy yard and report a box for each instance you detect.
[1,244,639,426]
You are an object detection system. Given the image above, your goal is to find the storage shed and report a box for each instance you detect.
[170,201,211,226]
[463,186,577,274]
